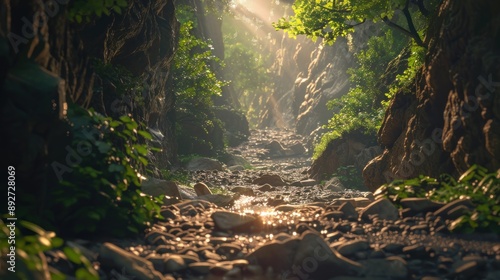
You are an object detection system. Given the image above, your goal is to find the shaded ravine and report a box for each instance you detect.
[62,130,499,280]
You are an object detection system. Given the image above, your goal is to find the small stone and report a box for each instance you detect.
[231,259,249,268]
[361,256,408,279]
[211,211,262,233]
[360,198,399,221]
[300,179,317,186]
[209,261,233,276]
[202,250,223,261]
[228,165,245,171]
[145,231,176,245]
[381,243,404,254]
[194,182,212,196]
[339,202,359,220]
[164,255,187,272]
[252,174,287,186]
[292,231,363,278]
[400,198,444,214]
[142,178,182,201]
[246,239,299,272]
[402,244,427,258]
[98,243,163,280]
[258,184,274,192]
[159,208,177,220]
[434,199,473,220]
[230,186,255,196]
[188,262,212,275]
[337,240,370,257]
[216,243,242,258]
[326,231,343,242]
[197,194,234,207]
[451,261,479,278]
[322,211,344,221]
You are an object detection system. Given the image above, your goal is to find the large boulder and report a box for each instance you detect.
[309,131,377,181]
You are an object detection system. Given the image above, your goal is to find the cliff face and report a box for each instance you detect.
[1,0,179,189]
[259,24,379,136]
[364,0,500,191]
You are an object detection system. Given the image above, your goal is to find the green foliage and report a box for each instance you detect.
[174,8,225,104]
[51,105,162,237]
[14,103,163,238]
[274,0,439,46]
[376,165,500,233]
[222,14,275,126]
[224,43,272,125]
[68,0,129,23]
[0,220,98,279]
[383,42,425,106]
[92,58,143,98]
[314,29,407,158]
[332,165,365,190]
[173,5,228,156]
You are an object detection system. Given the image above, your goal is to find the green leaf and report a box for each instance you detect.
[112,5,122,14]
[138,130,152,140]
[76,268,99,280]
[63,247,82,264]
[116,0,128,7]
[133,145,148,156]
[119,115,132,123]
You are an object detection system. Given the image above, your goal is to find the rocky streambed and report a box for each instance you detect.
[48,130,499,279]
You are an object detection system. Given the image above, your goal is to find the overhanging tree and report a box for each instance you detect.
[273,0,441,47]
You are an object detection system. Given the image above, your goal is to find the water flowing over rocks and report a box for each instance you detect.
[41,129,499,279]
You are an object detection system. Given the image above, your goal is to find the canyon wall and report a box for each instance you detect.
[259,24,379,136]
[1,0,179,191]
[363,0,500,191]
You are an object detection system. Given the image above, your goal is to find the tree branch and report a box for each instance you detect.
[415,0,430,17]
[345,19,366,27]
[402,0,425,47]
[382,16,414,39]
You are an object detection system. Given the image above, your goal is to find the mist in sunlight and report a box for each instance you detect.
[223,0,304,128]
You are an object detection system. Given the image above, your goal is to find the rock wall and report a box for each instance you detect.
[363,0,500,191]
[259,23,379,136]
[1,0,179,192]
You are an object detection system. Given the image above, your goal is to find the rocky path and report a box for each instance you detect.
[57,130,499,279]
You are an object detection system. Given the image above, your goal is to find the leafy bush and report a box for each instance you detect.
[0,220,98,279]
[375,165,500,233]
[382,42,425,107]
[48,105,162,237]
[173,5,228,157]
[314,29,408,158]
[14,103,162,238]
